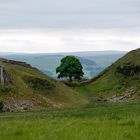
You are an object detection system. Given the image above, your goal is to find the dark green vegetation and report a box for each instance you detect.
[75,49,140,101]
[0,51,125,78]
[0,58,88,111]
[0,100,4,111]
[117,62,140,76]
[56,56,84,83]
[0,102,140,140]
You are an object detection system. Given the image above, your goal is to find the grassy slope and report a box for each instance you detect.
[0,59,88,109]
[0,102,140,140]
[75,48,140,98]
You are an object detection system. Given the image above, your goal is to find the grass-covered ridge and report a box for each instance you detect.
[0,58,88,111]
[75,48,140,100]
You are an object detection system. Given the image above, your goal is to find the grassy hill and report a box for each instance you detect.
[0,58,88,111]
[75,48,140,101]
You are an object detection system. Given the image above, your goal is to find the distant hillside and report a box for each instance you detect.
[1,54,103,78]
[84,53,126,67]
[59,50,126,57]
[0,51,126,79]
[0,58,88,111]
[75,48,140,102]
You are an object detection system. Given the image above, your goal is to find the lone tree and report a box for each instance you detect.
[56,56,84,84]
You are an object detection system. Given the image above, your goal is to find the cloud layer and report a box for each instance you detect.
[0,0,139,52]
[0,29,139,53]
[0,0,140,29]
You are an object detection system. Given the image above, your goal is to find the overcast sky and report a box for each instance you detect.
[0,0,140,53]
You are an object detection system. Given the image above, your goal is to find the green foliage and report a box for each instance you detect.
[24,76,55,91]
[0,86,15,94]
[0,101,4,111]
[56,56,84,83]
[117,62,140,76]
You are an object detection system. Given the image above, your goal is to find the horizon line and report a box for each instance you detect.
[0,50,128,55]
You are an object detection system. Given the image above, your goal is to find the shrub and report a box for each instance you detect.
[24,76,55,91]
[0,86,15,94]
[117,62,140,76]
[0,101,4,111]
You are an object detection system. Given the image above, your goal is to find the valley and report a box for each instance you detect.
[0,49,139,140]
[0,51,126,79]
[0,0,139,139]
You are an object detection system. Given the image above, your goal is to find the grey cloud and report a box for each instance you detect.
[0,0,140,29]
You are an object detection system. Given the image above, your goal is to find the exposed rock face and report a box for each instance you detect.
[0,66,4,84]
[108,88,135,102]
[0,66,11,85]
[4,98,33,112]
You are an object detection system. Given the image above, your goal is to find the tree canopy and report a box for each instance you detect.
[56,56,84,83]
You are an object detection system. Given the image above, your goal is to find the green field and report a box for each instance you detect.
[0,102,140,140]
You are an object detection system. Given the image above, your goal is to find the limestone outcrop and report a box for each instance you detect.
[0,66,11,85]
